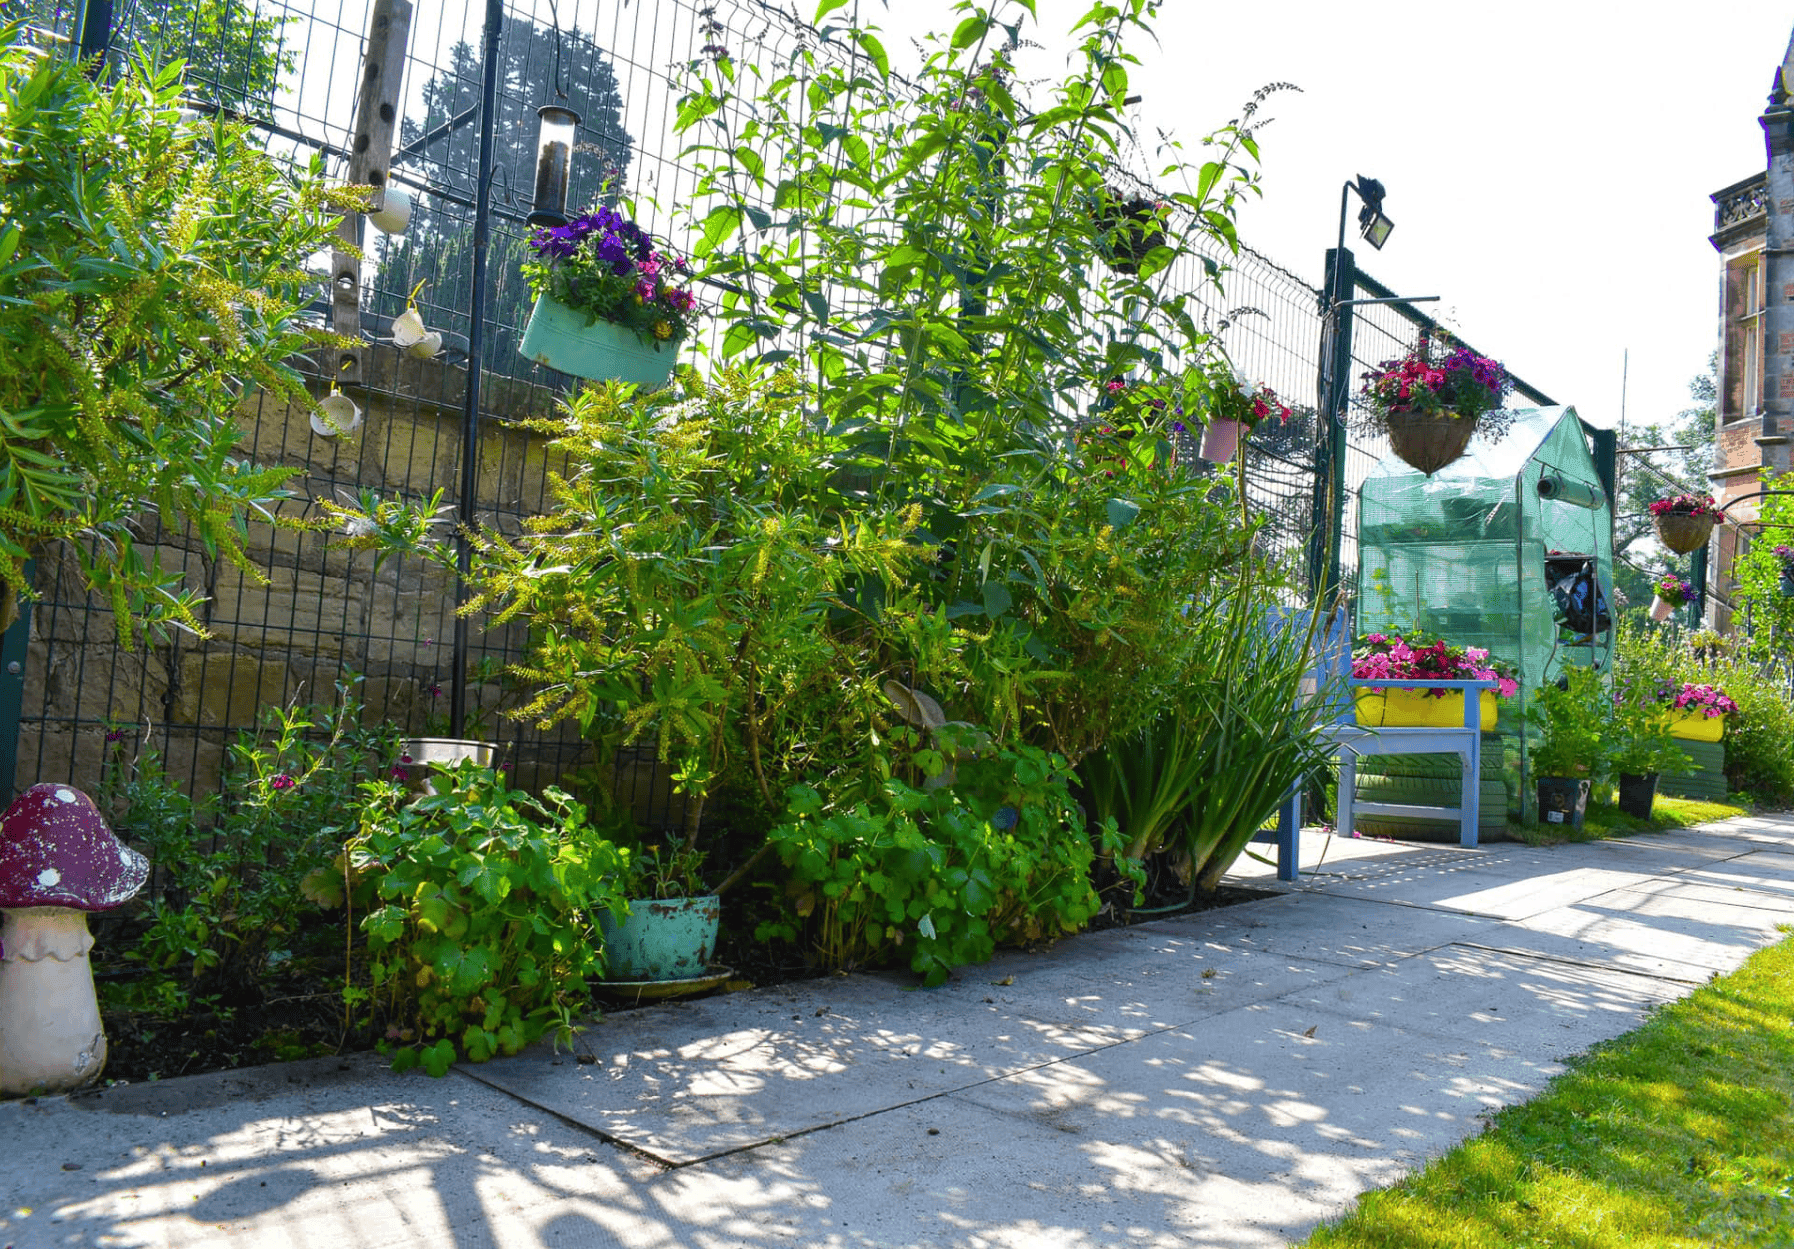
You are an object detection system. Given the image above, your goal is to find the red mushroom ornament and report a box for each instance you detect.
[0,784,148,1096]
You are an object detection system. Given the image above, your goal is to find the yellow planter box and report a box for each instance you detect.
[1355,688,1497,732]
[1664,710,1726,742]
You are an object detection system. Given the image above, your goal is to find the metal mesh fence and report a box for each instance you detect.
[5,0,1542,816]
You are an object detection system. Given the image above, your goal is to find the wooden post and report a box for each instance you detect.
[330,0,412,387]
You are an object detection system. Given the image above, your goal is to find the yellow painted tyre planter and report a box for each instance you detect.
[1665,710,1725,743]
[1355,688,1498,732]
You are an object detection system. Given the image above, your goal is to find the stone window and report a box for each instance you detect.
[1722,252,1764,422]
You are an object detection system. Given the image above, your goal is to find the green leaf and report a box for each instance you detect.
[982,579,1013,618]
[813,0,850,19]
[951,15,990,48]
[421,1039,456,1078]
[696,205,744,257]
[855,31,890,77]
[1105,498,1141,530]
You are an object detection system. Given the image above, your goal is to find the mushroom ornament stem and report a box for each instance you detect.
[1,906,107,1094]
[0,784,148,1097]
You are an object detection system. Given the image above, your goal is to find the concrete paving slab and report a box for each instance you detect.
[1273,944,1682,1047]
[1570,885,1794,931]
[465,930,1364,1166]
[1671,849,1794,894]
[1147,889,1509,969]
[1509,902,1780,976]
[1621,874,1794,913]
[1,1055,661,1249]
[1313,862,1671,920]
[933,996,1578,1248]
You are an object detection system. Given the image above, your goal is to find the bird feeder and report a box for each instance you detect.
[0,784,149,1096]
[529,105,581,227]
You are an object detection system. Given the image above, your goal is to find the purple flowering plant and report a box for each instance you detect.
[523,205,698,348]
[1772,543,1794,570]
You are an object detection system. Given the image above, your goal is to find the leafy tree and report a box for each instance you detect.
[0,28,350,641]
[371,20,633,364]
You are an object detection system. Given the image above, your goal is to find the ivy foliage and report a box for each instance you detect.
[0,29,348,641]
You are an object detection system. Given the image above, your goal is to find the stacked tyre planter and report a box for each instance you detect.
[1353,735,1511,842]
[1657,739,1726,802]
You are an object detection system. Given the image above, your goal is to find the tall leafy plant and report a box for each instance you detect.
[667,0,1282,762]
[1082,586,1348,890]
[0,32,351,641]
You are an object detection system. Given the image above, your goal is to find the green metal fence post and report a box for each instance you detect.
[1308,246,1356,600]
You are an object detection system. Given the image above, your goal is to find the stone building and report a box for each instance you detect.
[1707,31,1794,630]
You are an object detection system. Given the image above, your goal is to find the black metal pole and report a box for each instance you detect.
[450,0,503,739]
[1309,238,1356,600]
[76,0,113,64]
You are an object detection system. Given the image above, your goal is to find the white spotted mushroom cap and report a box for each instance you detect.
[0,784,149,912]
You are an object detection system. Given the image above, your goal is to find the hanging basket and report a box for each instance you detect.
[1383,407,1478,476]
[520,294,678,388]
[1653,510,1714,554]
[1094,189,1166,275]
[1199,417,1242,463]
[1781,567,1794,598]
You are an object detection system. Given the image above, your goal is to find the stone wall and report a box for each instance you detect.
[13,351,600,802]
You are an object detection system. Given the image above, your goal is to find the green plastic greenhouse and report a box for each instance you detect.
[1355,407,1614,825]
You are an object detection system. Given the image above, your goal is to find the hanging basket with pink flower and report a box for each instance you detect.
[1351,628,1520,730]
[1649,572,1693,622]
[1648,494,1724,554]
[519,205,698,387]
[1358,337,1512,475]
[1195,358,1290,463]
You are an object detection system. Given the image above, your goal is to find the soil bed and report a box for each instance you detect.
[93,881,1270,1086]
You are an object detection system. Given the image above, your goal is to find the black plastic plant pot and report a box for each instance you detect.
[1536,777,1591,829]
[1616,772,1658,820]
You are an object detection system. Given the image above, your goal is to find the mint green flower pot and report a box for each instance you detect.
[598,895,720,982]
[519,293,677,388]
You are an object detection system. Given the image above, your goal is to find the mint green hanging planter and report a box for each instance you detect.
[519,293,678,388]
[598,894,720,982]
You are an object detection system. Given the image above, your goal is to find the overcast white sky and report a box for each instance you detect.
[869,0,1794,441]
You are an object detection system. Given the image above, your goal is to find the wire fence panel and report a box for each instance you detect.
[5,0,1536,815]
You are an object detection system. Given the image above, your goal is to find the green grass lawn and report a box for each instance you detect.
[1298,933,1794,1248]
[1517,794,1749,845]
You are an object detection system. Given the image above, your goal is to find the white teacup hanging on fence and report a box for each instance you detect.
[368,184,412,235]
[311,391,363,437]
[391,306,428,349]
[390,280,441,358]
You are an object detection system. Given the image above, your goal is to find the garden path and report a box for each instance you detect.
[5,812,1793,1248]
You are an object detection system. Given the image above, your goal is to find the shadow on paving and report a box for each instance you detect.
[2,813,1791,1248]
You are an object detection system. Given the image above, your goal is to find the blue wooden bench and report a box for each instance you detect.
[1267,677,1499,881]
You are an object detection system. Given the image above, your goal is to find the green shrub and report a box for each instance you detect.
[1081,589,1349,889]
[97,689,404,1015]
[0,30,354,641]
[1616,623,1794,807]
[344,765,629,1073]
[758,741,1132,986]
[1527,666,1609,781]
